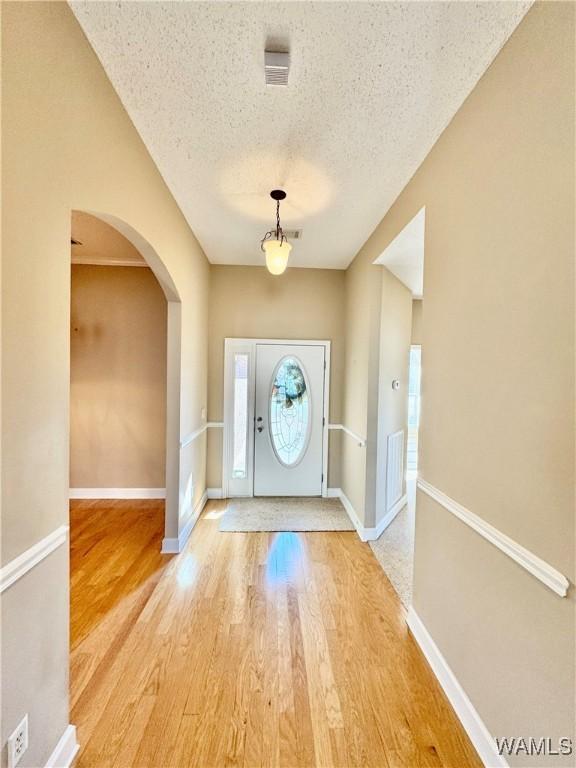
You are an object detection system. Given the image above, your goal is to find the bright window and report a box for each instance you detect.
[232,354,248,479]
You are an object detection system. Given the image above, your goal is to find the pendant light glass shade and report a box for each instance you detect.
[263,239,292,275]
[261,190,292,275]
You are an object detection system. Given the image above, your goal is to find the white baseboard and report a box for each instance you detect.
[45,724,79,768]
[328,488,407,541]
[374,493,407,538]
[406,607,507,768]
[206,488,223,499]
[69,488,166,500]
[161,491,207,553]
[336,488,367,539]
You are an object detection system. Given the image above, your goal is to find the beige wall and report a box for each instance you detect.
[1,3,209,766]
[340,251,381,518]
[70,265,167,489]
[207,265,345,488]
[411,298,423,345]
[343,2,575,762]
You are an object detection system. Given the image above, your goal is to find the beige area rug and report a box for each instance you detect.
[369,476,416,607]
[219,496,354,533]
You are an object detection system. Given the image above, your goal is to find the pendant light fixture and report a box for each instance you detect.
[261,189,292,275]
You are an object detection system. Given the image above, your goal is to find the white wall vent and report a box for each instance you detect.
[265,51,290,87]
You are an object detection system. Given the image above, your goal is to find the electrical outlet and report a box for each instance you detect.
[7,714,28,768]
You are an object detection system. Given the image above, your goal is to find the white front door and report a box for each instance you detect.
[253,343,325,496]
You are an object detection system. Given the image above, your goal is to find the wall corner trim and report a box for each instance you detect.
[206,488,224,499]
[406,607,508,768]
[161,491,208,553]
[1,525,69,593]
[328,488,406,541]
[44,724,80,768]
[417,478,570,597]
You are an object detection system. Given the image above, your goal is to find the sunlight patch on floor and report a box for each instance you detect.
[266,531,304,587]
[176,552,198,588]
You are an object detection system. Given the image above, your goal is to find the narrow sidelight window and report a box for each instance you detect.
[232,354,249,478]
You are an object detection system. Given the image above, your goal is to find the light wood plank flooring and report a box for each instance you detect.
[70,499,481,768]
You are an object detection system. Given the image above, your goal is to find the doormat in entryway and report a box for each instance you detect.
[218,497,354,532]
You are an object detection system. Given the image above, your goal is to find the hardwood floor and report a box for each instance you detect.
[70,499,481,768]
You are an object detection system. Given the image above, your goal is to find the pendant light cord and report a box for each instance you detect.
[276,199,281,239]
[260,192,287,251]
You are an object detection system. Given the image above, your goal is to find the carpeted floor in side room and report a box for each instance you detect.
[368,474,416,607]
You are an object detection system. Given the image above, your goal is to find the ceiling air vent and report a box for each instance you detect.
[282,229,302,240]
[265,51,290,87]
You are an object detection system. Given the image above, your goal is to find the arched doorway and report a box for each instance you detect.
[69,210,182,546]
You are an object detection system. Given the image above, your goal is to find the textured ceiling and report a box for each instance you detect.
[70,1,530,269]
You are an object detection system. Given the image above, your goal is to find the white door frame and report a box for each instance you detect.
[222,338,331,499]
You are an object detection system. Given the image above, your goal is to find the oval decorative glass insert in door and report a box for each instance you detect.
[269,357,311,467]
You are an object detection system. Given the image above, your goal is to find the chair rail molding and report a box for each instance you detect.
[180,422,223,450]
[328,423,366,447]
[1,525,69,593]
[417,478,570,598]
